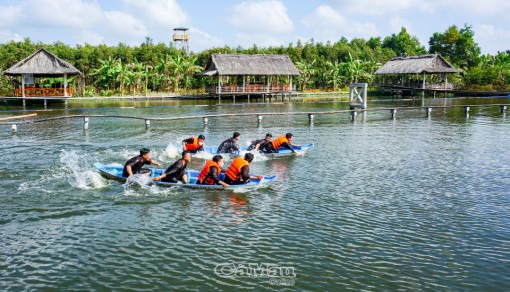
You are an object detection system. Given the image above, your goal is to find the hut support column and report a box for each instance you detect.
[64,73,68,97]
[218,76,221,94]
[267,76,270,93]
[422,72,426,99]
[290,75,293,91]
[243,75,246,93]
[21,74,25,98]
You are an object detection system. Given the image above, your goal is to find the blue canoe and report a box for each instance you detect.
[198,143,314,158]
[94,162,276,190]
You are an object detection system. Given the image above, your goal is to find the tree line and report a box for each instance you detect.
[0,24,509,97]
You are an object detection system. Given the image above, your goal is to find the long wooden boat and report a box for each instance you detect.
[198,143,314,158]
[94,162,276,190]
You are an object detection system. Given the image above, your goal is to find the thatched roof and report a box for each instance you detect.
[200,54,300,76]
[374,54,459,75]
[3,48,82,76]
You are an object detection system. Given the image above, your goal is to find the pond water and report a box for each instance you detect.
[1,97,509,290]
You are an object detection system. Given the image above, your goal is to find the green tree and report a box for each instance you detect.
[382,27,426,56]
[429,24,481,69]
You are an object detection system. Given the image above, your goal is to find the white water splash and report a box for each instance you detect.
[193,150,214,160]
[160,143,181,161]
[59,150,107,190]
[239,150,268,162]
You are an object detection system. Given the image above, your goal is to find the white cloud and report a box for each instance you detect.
[389,16,412,33]
[301,5,347,28]
[121,0,188,27]
[325,0,435,15]
[301,5,378,41]
[0,5,22,28]
[230,1,293,34]
[103,11,148,39]
[442,0,510,16]
[189,27,223,50]
[24,0,103,29]
[475,24,510,54]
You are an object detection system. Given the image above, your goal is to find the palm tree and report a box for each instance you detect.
[325,60,345,90]
[295,59,316,91]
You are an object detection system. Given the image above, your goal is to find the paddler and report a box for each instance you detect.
[152,151,191,184]
[247,133,272,151]
[182,134,205,153]
[217,132,241,154]
[197,155,229,188]
[224,153,263,185]
[262,133,298,153]
[122,147,163,177]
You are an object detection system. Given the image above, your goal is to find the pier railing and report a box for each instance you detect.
[381,82,457,90]
[209,84,295,94]
[15,87,73,97]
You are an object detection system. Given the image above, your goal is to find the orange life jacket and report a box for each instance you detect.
[225,157,249,181]
[185,137,201,151]
[197,160,221,185]
[272,136,289,150]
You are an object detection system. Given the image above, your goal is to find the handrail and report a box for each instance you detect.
[1,104,508,126]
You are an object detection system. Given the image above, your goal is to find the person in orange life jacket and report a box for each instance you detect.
[197,155,229,188]
[123,147,163,177]
[152,151,191,184]
[262,133,298,153]
[182,134,205,153]
[224,153,263,185]
[217,132,241,154]
[247,133,273,151]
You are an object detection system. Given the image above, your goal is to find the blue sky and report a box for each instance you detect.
[0,0,509,54]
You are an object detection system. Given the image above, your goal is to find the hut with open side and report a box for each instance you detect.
[3,48,82,98]
[200,54,300,97]
[375,54,459,91]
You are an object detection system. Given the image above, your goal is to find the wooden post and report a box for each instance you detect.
[21,74,25,98]
[390,108,397,119]
[500,105,507,113]
[84,116,89,130]
[266,76,270,93]
[290,75,293,91]
[426,107,432,117]
[308,114,314,123]
[64,73,68,97]
[145,119,150,129]
[218,75,221,94]
[243,75,246,93]
[464,106,470,115]
[422,72,426,99]
[44,99,47,107]
[203,117,208,125]
[257,115,263,123]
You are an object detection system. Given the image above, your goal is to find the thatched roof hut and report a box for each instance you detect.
[3,48,81,97]
[200,54,300,96]
[3,48,82,76]
[200,54,300,76]
[375,54,459,75]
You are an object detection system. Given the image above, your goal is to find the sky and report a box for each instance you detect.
[0,0,509,55]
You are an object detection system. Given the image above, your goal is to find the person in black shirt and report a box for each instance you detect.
[217,132,241,154]
[152,151,191,184]
[122,148,163,177]
[247,133,272,151]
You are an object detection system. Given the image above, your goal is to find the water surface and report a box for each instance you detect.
[1,97,509,290]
